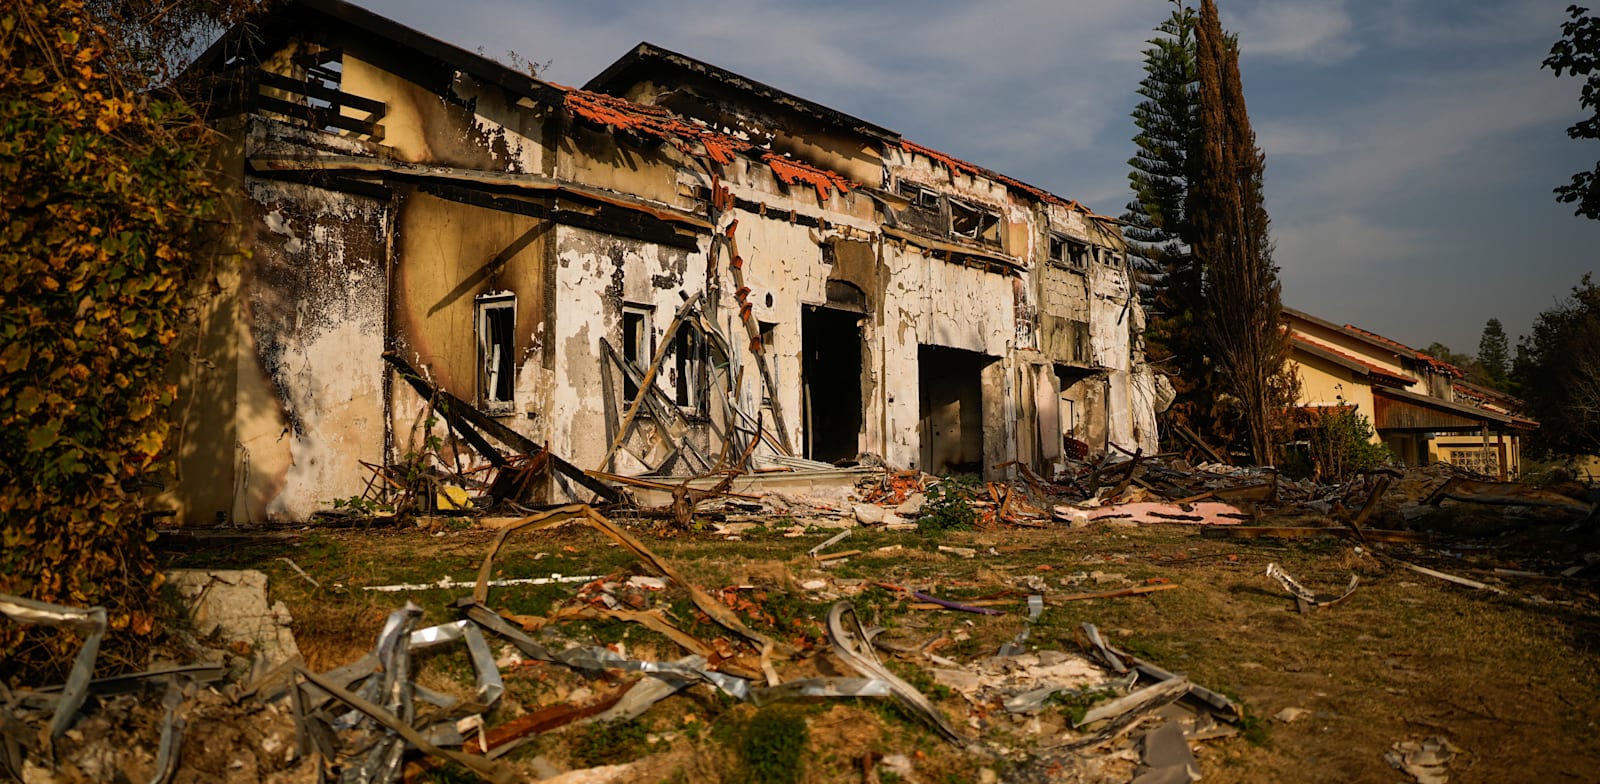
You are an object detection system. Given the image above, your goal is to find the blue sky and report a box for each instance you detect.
[355,0,1600,356]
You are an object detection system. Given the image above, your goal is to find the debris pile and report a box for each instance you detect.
[6,505,1259,783]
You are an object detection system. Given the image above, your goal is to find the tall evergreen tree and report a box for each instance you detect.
[1188,0,1295,464]
[1477,318,1510,388]
[1123,3,1198,291]
[1123,4,1212,442]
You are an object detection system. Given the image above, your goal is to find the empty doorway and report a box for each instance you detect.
[802,305,863,463]
[919,345,995,475]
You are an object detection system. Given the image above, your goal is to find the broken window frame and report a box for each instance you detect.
[671,324,708,415]
[949,198,1001,247]
[475,293,517,412]
[1049,234,1090,271]
[621,304,654,403]
[896,179,942,212]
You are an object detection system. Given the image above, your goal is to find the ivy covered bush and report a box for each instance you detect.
[0,0,219,675]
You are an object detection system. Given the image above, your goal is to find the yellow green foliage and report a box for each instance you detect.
[0,0,217,676]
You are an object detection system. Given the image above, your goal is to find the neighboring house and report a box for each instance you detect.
[1283,308,1534,479]
[163,0,1160,524]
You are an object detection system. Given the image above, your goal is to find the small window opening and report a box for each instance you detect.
[897,180,941,211]
[1063,239,1090,269]
[476,294,516,409]
[950,199,1001,246]
[622,305,653,401]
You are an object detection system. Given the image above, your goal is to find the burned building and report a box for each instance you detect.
[166,0,1161,524]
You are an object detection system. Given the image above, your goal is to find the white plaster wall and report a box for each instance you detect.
[548,226,709,486]
[241,179,388,522]
[877,243,1018,470]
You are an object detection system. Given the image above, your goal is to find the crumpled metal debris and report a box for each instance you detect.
[0,593,107,742]
[1081,623,1241,722]
[825,601,971,745]
[1264,562,1360,611]
[997,594,1045,656]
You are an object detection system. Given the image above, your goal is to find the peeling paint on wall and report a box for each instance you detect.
[178,8,1161,521]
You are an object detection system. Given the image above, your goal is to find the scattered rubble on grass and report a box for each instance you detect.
[6,504,1266,783]
[1386,735,1461,784]
[16,447,1597,780]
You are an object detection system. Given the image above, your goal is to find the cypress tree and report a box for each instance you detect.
[1188,0,1295,464]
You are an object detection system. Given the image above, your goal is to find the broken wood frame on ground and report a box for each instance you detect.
[384,351,622,506]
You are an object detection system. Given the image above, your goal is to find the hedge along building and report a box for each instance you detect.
[167,0,1162,524]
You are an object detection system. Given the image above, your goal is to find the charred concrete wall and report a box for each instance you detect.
[235,177,389,523]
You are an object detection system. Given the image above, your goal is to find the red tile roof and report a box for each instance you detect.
[561,85,853,201]
[1290,334,1416,387]
[1340,324,1464,377]
[556,87,1095,215]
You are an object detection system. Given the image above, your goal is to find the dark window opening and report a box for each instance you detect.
[622,306,652,401]
[1049,234,1089,271]
[476,294,516,408]
[950,199,1001,246]
[1066,238,1091,269]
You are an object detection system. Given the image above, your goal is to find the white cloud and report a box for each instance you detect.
[1231,1,1359,65]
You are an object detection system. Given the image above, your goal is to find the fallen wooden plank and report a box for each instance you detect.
[815,549,863,563]
[599,294,702,472]
[1393,559,1506,594]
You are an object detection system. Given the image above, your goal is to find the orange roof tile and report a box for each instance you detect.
[560,85,854,200]
[1341,324,1463,377]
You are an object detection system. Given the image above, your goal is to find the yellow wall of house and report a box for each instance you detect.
[1289,353,1381,444]
[390,189,549,409]
[340,54,545,173]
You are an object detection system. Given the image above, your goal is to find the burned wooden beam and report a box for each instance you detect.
[383,352,621,504]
